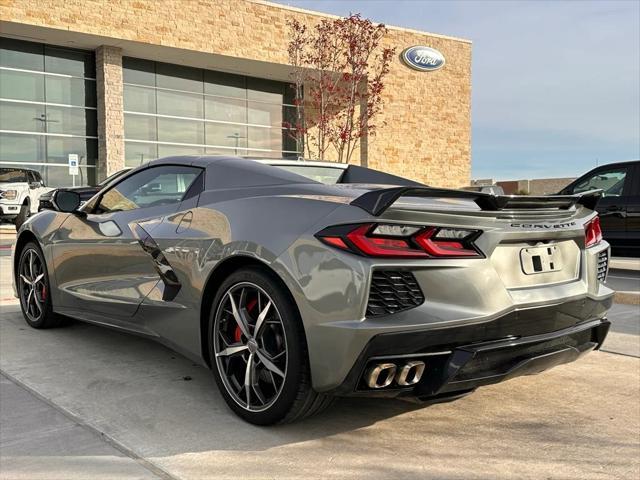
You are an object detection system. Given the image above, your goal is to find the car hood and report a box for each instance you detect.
[0,182,27,190]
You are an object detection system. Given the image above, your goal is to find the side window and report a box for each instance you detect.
[33,171,43,185]
[26,171,35,184]
[572,168,627,196]
[95,165,201,214]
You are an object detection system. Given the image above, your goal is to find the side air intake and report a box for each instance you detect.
[366,271,424,317]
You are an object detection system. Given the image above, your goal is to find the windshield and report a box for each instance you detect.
[275,165,344,184]
[0,168,28,183]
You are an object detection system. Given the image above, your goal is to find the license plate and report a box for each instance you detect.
[520,245,563,275]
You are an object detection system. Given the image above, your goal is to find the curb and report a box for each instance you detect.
[609,258,640,272]
[614,291,640,305]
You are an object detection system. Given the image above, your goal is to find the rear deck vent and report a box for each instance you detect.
[366,271,425,317]
[596,250,608,283]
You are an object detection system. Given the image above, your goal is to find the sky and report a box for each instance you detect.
[271,0,640,180]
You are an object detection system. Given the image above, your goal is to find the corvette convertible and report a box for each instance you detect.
[13,156,613,425]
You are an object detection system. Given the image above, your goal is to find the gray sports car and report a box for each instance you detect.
[13,156,613,425]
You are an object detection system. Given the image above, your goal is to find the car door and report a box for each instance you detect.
[623,163,640,251]
[564,165,632,245]
[52,164,203,322]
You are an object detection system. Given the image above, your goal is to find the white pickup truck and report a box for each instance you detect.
[0,167,52,229]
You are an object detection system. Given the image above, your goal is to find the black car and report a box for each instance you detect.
[39,168,131,211]
[559,160,640,256]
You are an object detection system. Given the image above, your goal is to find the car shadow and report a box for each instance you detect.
[1,306,431,455]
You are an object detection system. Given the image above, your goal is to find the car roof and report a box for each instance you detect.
[144,155,348,170]
[582,159,639,170]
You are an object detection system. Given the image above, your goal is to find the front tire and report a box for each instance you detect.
[208,267,332,425]
[17,242,63,329]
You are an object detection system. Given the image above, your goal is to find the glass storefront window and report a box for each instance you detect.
[157,144,205,157]
[248,101,283,127]
[124,85,156,114]
[0,69,45,102]
[45,106,97,137]
[156,89,203,118]
[122,57,155,86]
[0,132,45,162]
[206,146,248,156]
[157,117,204,145]
[156,62,203,93]
[247,148,285,159]
[0,38,97,186]
[124,114,157,141]
[205,96,247,124]
[248,126,282,151]
[0,101,45,133]
[47,137,97,166]
[125,141,158,168]
[44,46,95,78]
[0,37,44,71]
[205,123,248,150]
[204,71,246,98]
[45,76,97,107]
[247,77,289,104]
[123,58,300,162]
[44,165,95,187]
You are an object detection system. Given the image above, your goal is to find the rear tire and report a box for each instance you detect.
[17,242,64,329]
[208,266,333,425]
[14,202,30,230]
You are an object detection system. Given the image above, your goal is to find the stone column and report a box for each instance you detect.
[95,46,124,181]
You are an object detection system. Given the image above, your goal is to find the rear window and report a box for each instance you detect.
[275,165,344,184]
[0,168,28,183]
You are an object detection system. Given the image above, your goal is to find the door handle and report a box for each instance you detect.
[176,211,193,234]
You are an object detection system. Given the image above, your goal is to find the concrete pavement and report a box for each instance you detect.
[0,374,163,480]
[0,243,639,479]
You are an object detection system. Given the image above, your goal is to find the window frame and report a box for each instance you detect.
[87,164,204,215]
[568,166,632,197]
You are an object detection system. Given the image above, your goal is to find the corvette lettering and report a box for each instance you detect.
[510,222,576,229]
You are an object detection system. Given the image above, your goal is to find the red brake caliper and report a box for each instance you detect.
[41,285,47,301]
[234,298,258,342]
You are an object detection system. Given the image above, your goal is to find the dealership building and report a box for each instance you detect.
[0,0,471,188]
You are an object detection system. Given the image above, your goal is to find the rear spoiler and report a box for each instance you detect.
[350,187,603,216]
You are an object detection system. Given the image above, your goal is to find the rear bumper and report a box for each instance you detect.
[330,306,611,399]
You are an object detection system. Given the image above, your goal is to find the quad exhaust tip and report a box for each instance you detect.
[365,360,426,389]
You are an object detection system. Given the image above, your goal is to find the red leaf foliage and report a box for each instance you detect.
[287,14,395,162]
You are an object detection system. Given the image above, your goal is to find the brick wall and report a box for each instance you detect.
[95,46,124,180]
[496,178,576,195]
[1,0,472,187]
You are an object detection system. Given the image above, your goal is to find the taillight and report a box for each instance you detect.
[316,223,482,258]
[585,216,603,248]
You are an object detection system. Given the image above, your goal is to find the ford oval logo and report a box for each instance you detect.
[401,46,445,72]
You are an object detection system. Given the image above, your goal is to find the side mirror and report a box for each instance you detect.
[53,190,82,213]
[29,182,40,189]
